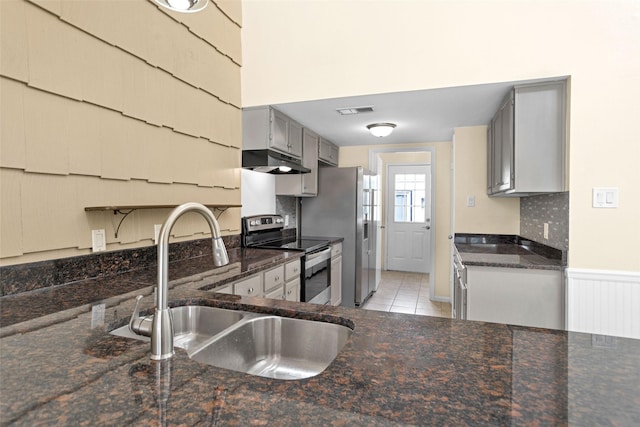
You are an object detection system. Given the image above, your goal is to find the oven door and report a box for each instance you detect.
[303,247,332,305]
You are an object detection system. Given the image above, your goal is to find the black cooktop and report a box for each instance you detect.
[252,237,330,253]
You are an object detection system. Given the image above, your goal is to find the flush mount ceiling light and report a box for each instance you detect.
[366,123,396,138]
[153,0,208,13]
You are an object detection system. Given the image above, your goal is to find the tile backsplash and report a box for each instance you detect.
[520,192,569,252]
[276,196,297,230]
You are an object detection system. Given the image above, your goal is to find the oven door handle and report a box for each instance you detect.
[305,248,332,269]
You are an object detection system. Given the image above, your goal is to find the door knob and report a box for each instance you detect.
[424,226,431,230]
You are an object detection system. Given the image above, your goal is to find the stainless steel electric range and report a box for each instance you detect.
[242,215,332,305]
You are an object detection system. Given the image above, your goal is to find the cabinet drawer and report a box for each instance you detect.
[331,243,342,258]
[234,274,261,297]
[265,285,284,301]
[213,284,233,294]
[263,265,285,292]
[285,259,301,281]
[285,278,300,302]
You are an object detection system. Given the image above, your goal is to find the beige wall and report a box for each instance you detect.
[453,126,520,234]
[339,142,452,299]
[0,0,243,265]
[241,0,640,273]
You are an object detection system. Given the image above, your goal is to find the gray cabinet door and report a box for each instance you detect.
[498,91,514,193]
[270,109,289,154]
[301,128,318,194]
[489,90,514,194]
[319,138,338,165]
[275,127,318,196]
[288,120,303,158]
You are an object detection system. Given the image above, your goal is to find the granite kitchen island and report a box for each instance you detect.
[1,254,639,426]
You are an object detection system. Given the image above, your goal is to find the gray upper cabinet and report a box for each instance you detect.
[318,137,339,166]
[276,128,319,196]
[243,106,303,160]
[488,91,515,194]
[488,79,568,197]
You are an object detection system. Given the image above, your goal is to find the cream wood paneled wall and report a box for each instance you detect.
[339,142,453,299]
[0,0,242,265]
[453,126,520,234]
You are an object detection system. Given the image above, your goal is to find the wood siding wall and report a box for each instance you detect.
[0,0,242,265]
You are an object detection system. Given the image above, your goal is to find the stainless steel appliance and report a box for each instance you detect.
[301,166,378,307]
[242,215,332,305]
[452,246,467,320]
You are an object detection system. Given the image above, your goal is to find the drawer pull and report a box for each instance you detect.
[248,287,254,294]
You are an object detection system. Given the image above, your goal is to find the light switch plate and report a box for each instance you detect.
[593,187,619,208]
[466,195,475,207]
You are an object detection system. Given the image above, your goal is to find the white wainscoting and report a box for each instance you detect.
[566,268,640,339]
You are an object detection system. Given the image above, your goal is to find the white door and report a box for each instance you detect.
[386,164,432,273]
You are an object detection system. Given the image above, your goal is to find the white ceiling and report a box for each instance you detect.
[271,77,559,147]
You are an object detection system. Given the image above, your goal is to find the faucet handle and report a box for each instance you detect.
[129,295,152,337]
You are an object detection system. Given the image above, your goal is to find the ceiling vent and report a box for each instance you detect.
[336,106,375,115]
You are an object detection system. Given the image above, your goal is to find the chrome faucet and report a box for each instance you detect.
[129,202,229,360]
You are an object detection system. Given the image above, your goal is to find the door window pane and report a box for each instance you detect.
[394,174,426,223]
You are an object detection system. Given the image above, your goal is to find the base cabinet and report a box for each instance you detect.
[212,259,301,301]
[331,243,343,306]
[466,266,564,330]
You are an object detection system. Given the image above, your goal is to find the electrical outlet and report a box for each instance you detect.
[154,224,162,245]
[543,223,549,239]
[91,229,106,252]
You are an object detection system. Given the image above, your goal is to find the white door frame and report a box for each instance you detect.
[368,147,437,301]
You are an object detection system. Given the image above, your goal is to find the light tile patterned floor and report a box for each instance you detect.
[361,271,452,318]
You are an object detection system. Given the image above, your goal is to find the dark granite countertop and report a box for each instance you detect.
[1,252,638,425]
[0,247,302,328]
[455,234,565,270]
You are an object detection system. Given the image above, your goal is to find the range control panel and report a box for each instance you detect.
[242,214,285,234]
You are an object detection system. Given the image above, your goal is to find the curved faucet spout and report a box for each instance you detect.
[152,202,230,360]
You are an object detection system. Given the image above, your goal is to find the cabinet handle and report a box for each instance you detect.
[293,268,298,273]
[275,276,280,281]
[248,287,254,294]
[287,289,292,295]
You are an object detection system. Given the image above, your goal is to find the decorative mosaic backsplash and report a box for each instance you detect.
[520,192,569,252]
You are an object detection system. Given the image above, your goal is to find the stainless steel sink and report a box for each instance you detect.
[111,305,352,380]
[189,315,352,380]
[110,305,245,350]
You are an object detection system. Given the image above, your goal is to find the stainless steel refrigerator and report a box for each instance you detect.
[301,166,378,308]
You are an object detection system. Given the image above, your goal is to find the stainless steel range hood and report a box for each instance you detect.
[242,150,310,174]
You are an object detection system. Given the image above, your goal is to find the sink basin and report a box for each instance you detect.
[110,305,245,350]
[189,315,352,380]
[111,305,352,380]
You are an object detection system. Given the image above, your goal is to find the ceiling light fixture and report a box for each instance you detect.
[367,123,396,137]
[153,0,208,13]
